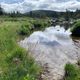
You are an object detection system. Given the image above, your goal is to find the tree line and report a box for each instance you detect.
[0,5,80,20]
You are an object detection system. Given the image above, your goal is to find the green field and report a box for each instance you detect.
[0,17,51,80]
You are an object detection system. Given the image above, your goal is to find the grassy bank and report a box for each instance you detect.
[64,63,80,80]
[0,17,51,80]
[71,20,80,37]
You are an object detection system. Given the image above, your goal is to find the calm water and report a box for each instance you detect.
[19,25,80,80]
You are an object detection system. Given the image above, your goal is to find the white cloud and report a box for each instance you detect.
[1,0,80,13]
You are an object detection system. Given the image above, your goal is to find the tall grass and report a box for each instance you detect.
[64,63,80,80]
[0,19,45,80]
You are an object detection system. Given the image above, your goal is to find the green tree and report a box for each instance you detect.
[0,5,4,15]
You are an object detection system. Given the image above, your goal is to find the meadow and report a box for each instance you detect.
[0,17,51,80]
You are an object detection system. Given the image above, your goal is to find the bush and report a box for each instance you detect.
[71,21,80,36]
[33,21,42,30]
[19,23,33,36]
[64,63,80,80]
[33,20,50,31]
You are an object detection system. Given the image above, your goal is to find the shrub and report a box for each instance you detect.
[71,21,80,36]
[33,21,42,30]
[19,23,33,36]
[33,20,50,31]
[64,63,80,80]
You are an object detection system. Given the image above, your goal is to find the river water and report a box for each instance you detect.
[19,25,80,80]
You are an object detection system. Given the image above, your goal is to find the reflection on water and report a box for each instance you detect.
[20,25,80,49]
[20,25,80,80]
[26,25,72,46]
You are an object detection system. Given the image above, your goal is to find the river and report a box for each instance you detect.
[19,25,80,80]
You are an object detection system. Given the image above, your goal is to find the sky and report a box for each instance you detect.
[0,0,80,13]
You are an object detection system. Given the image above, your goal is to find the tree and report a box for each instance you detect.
[0,5,4,15]
[64,9,70,21]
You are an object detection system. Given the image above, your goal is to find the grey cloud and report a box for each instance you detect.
[1,0,80,13]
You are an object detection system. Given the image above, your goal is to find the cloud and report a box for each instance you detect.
[0,0,80,13]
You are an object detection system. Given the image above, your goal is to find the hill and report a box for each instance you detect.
[26,10,80,19]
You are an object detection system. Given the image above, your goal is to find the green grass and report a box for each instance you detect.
[71,20,80,36]
[64,63,80,80]
[0,17,50,80]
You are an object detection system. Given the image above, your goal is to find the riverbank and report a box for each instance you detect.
[0,17,51,80]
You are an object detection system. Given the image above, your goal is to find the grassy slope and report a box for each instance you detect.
[71,20,80,36]
[64,64,80,80]
[0,18,44,80]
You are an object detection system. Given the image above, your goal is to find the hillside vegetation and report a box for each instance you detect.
[71,20,80,37]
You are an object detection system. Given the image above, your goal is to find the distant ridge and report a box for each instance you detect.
[25,9,80,19]
[26,10,60,18]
